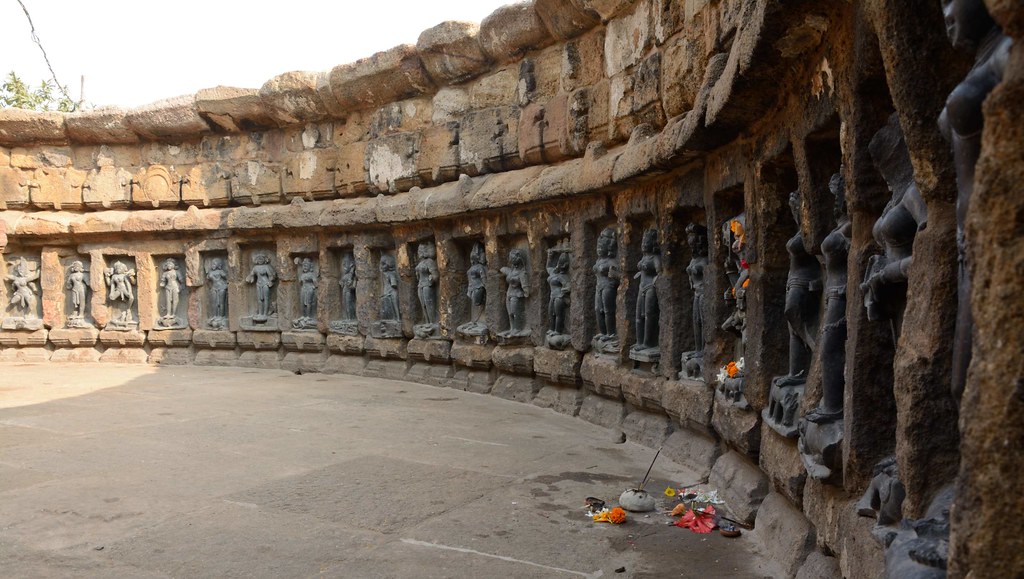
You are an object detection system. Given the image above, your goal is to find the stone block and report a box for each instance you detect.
[363,336,407,360]
[759,422,807,509]
[258,71,327,125]
[363,358,407,380]
[282,148,337,199]
[323,353,367,376]
[491,345,534,375]
[604,0,651,76]
[660,34,706,118]
[281,330,325,352]
[99,347,148,364]
[82,166,132,209]
[194,349,240,367]
[236,331,281,351]
[48,327,99,348]
[0,347,50,363]
[131,165,180,208]
[491,374,539,403]
[230,160,282,205]
[562,29,605,93]
[179,163,232,207]
[622,410,673,448]
[534,0,601,40]
[458,106,522,176]
[795,551,841,579]
[468,68,519,109]
[416,21,490,84]
[98,329,145,348]
[405,361,455,387]
[579,0,636,20]
[621,372,666,412]
[662,378,714,431]
[49,348,101,363]
[581,354,624,399]
[478,3,553,63]
[193,329,236,349]
[518,99,570,166]
[237,350,282,370]
[0,109,66,146]
[281,351,327,374]
[28,166,85,210]
[709,451,769,525]
[367,132,421,193]
[532,384,585,416]
[65,108,139,144]
[533,347,581,385]
[0,166,28,209]
[147,329,193,348]
[578,394,627,429]
[416,123,460,186]
[148,347,192,366]
[124,96,210,141]
[195,86,277,132]
[327,45,434,113]
[407,338,452,363]
[334,141,368,197]
[662,430,722,478]
[452,368,492,394]
[754,492,816,578]
[431,87,469,125]
[712,392,761,458]
[326,334,364,355]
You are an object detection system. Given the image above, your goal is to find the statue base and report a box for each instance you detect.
[679,351,703,380]
[291,317,318,331]
[65,315,93,330]
[591,334,619,356]
[545,331,571,350]
[370,319,403,339]
[798,409,844,483]
[156,315,188,330]
[104,319,140,332]
[496,329,531,346]
[206,316,228,331]
[456,321,489,344]
[762,379,805,438]
[628,345,660,363]
[413,322,442,340]
[241,314,279,331]
[329,320,360,336]
[716,376,749,410]
[1,317,43,331]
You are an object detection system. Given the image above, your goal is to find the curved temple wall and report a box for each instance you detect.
[1,1,1022,577]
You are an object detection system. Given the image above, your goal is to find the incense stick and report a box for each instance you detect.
[637,446,662,491]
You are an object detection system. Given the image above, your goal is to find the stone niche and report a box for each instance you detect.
[288,252,320,331]
[199,251,230,330]
[238,244,279,331]
[623,216,661,373]
[493,234,532,346]
[101,255,140,331]
[451,236,485,343]
[367,246,402,339]
[61,253,95,329]
[327,245,358,336]
[2,253,44,330]
[152,255,188,330]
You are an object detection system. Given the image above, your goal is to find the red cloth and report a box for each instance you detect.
[674,505,717,534]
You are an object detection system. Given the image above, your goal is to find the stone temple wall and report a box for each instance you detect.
[1,1,1021,577]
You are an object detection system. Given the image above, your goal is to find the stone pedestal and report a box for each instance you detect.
[408,338,452,363]
[240,315,279,332]
[533,383,585,415]
[193,329,238,367]
[237,349,282,369]
[149,347,192,365]
[491,345,534,375]
[49,327,99,363]
[712,391,761,458]
[1,317,43,331]
[760,422,807,507]
[282,351,327,373]
[662,378,714,431]
[364,336,407,360]
[452,368,493,394]
[533,347,581,385]
[147,329,193,348]
[0,328,48,347]
[621,372,666,413]
[324,353,367,376]
[237,331,280,350]
[282,330,325,352]
[327,334,365,355]
[580,354,624,400]
[491,374,539,402]
[451,342,493,370]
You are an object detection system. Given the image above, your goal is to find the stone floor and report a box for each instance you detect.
[0,364,779,578]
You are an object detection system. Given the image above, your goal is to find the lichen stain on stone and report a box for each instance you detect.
[299,151,317,181]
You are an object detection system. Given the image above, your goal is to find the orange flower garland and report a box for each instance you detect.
[593,507,628,524]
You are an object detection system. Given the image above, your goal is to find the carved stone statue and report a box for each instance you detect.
[629,229,661,365]
[331,252,359,335]
[680,223,708,379]
[372,253,402,338]
[414,242,441,339]
[592,228,620,354]
[718,214,748,406]
[939,0,1011,402]
[498,248,530,343]
[457,242,488,339]
[545,248,571,350]
[799,172,851,482]
[292,257,319,330]
[156,258,187,329]
[65,260,92,329]
[765,191,823,437]
[205,257,229,330]
[243,252,277,328]
[857,456,908,545]
[883,485,955,579]
[861,114,927,337]
[4,257,42,330]
[104,260,138,330]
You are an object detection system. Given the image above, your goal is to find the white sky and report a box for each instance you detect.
[1,0,513,108]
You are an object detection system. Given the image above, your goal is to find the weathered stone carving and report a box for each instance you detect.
[4,257,42,330]
[372,253,402,338]
[629,228,661,365]
[456,242,488,339]
[799,172,851,482]
[883,486,955,579]
[680,223,708,379]
[156,257,187,329]
[205,257,229,330]
[104,260,138,330]
[243,251,278,329]
[330,252,359,335]
[939,0,1011,401]
[861,115,927,335]
[65,260,92,328]
[717,214,748,407]
[592,228,620,355]
[765,191,823,437]
[498,248,530,343]
[857,456,907,545]
[292,257,319,330]
[413,242,441,339]
[545,245,571,349]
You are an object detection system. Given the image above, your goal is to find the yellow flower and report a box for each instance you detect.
[664,487,676,497]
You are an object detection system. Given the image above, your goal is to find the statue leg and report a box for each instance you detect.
[644,290,659,349]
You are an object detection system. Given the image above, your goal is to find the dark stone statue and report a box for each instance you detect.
[65,260,92,329]
[157,257,187,329]
[414,242,441,339]
[104,260,138,330]
[861,115,927,338]
[498,248,531,343]
[857,456,908,545]
[592,228,620,355]
[883,486,955,579]
[629,228,661,364]
[457,242,488,340]
[4,257,42,330]
[938,0,1011,401]
[545,248,571,350]
[765,191,823,437]
[292,257,319,330]
[205,257,228,330]
[680,223,708,380]
[799,172,851,482]
[331,252,359,336]
[243,252,277,329]
[373,253,402,338]
[717,214,748,406]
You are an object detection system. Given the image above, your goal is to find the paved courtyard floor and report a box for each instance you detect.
[0,364,778,578]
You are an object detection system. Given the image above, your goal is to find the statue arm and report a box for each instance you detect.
[245,268,255,283]
[520,273,530,298]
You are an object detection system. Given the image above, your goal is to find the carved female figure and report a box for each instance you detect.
[499,248,530,338]
[206,258,229,326]
[293,257,319,329]
[105,260,137,326]
[546,251,571,348]
[379,254,400,322]
[467,243,487,320]
[631,229,661,355]
[415,243,439,326]
[592,228,620,352]
[65,260,90,325]
[6,258,39,320]
[245,252,277,321]
[159,258,184,324]
[681,223,708,378]
[340,253,357,321]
